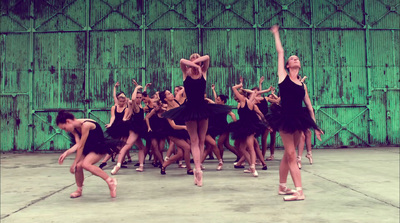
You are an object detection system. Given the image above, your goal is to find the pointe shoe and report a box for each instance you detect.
[283,190,305,201]
[216,162,223,171]
[196,170,203,187]
[278,185,296,195]
[194,169,198,185]
[306,153,313,165]
[243,168,251,173]
[250,166,258,177]
[106,178,117,198]
[111,165,120,175]
[70,188,82,198]
[297,156,302,169]
[266,155,274,161]
[136,165,144,172]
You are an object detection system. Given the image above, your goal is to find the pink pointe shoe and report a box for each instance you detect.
[216,161,223,171]
[306,152,313,165]
[70,187,83,198]
[106,177,117,198]
[111,165,120,175]
[278,185,296,195]
[195,170,203,187]
[136,165,144,172]
[297,156,302,169]
[283,190,305,201]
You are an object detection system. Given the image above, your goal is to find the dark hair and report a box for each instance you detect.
[142,91,148,97]
[159,90,167,103]
[251,87,259,91]
[56,110,75,125]
[218,94,228,103]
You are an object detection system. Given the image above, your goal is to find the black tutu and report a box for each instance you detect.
[128,118,147,138]
[105,120,130,139]
[162,100,232,122]
[266,104,319,133]
[228,119,268,140]
[68,133,123,156]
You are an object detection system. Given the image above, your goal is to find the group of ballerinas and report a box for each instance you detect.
[56,25,323,201]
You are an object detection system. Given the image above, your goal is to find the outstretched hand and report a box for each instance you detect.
[58,151,68,165]
[239,76,244,85]
[270,25,279,34]
[146,83,152,88]
[211,84,215,90]
[315,129,324,141]
[132,79,138,86]
[115,82,120,88]
[259,76,265,84]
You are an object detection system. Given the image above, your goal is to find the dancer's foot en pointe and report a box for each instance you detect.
[266,155,274,161]
[216,160,223,171]
[106,177,117,198]
[283,190,305,201]
[194,170,203,187]
[250,165,258,177]
[297,156,302,169]
[136,164,144,172]
[111,164,121,175]
[70,187,83,198]
[306,152,313,164]
[278,185,296,195]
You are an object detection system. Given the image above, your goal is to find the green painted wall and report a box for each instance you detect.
[1,0,399,151]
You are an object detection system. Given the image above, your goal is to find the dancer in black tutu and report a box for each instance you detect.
[228,78,268,177]
[162,54,231,186]
[99,83,130,169]
[56,111,118,198]
[269,25,324,201]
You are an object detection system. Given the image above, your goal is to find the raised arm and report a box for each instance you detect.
[143,83,152,93]
[232,82,246,104]
[228,111,237,122]
[113,82,120,105]
[259,76,264,91]
[211,84,217,102]
[192,55,210,73]
[270,25,287,82]
[256,86,274,96]
[180,59,200,79]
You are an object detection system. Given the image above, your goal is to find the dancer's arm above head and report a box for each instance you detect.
[303,84,324,141]
[270,25,287,83]
[232,82,246,104]
[211,84,217,101]
[256,86,275,96]
[175,87,185,103]
[259,76,264,91]
[144,109,156,132]
[113,82,120,105]
[192,55,210,72]
[105,105,116,128]
[143,83,152,93]
[131,79,143,113]
[180,55,210,79]
[167,119,187,131]
[205,97,215,104]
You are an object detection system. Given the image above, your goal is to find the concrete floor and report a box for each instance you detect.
[1,147,399,223]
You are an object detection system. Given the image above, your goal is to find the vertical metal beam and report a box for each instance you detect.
[29,0,35,151]
[364,0,372,145]
[141,1,146,86]
[85,0,90,118]
[114,31,118,82]
[171,28,174,89]
[58,32,61,108]
[310,0,317,147]
[198,0,202,54]
[1,34,5,94]
[254,0,260,80]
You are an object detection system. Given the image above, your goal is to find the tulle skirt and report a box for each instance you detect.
[228,119,268,140]
[207,124,228,138]
[105,120,130,139]
[266,104,319,133]
[162,101,232,122]
[69,133,124,156]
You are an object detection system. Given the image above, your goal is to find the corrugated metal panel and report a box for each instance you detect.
[387,91,400,144]
[369,91,387,144]
[202,0,254,28]
[33,33,60,109]
[90,0,142,30]
[0,0,30,33]
[34,0,84,32]
[147,0,197,29]
[367,0,399,29]
[3,34,29,93]
[314,0,364,28]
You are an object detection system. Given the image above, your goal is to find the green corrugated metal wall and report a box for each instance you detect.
[0,0,399,151]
